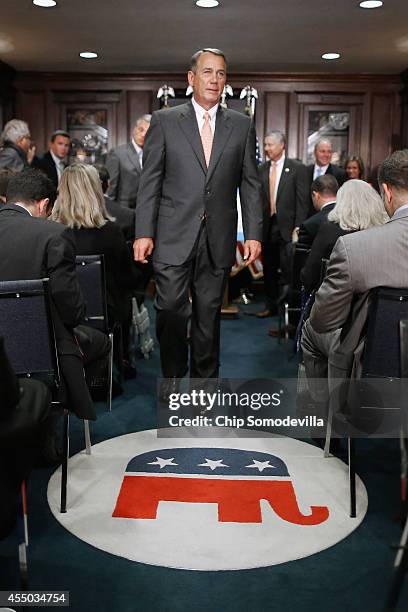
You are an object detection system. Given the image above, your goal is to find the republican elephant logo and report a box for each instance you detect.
[112,447,329,525]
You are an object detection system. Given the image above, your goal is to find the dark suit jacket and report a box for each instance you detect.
[300,221,350,292]
[307,163,347,187]
[258,157,309,243]
[104,195,135,241]
[135,101,263,268]
[297,201,336,248]
[106,142,142,209]
[0,204,97,419]
[73,222,141,325]
[32,151,62,188]
[0,142,28,172]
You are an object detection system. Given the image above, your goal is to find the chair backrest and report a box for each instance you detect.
[75,255,109,332]
[291,246,310,291]
[362,287,408,378]
[0,279,59,387]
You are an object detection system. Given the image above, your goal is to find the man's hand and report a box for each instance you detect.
[243,240,261,265]
[133,238,154,263]
[292,227,299,243]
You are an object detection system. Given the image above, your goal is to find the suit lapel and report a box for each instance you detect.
[206,107,233,183]
[276,158,290,205]
[126,142,141,172]
[178,103,207,175]
[261,161,271,204]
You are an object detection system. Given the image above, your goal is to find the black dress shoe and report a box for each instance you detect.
[256,308,272,318]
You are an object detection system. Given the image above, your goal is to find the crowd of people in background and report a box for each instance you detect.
[1,105,407,536]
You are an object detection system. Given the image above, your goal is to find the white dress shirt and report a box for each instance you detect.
[313,164,329,180]
[269,154,286,204]
[50,150,65,183]
[131,139,143,169]
[191,97,218,133]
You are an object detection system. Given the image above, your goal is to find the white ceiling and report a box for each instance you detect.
[0,0,408,74]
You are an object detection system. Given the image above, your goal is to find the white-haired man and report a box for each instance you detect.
[106,114,151,209]
[0,119,34,172]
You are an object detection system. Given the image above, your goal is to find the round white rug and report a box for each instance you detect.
[47,429,368,571]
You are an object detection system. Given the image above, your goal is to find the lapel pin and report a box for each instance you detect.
[285,167,290,173]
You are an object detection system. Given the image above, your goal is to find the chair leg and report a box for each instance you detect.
[60,409,69,514]
[17,483,28,590]
[324,401,334,458]
[385,516,408,611]
[348,436,357,518]
[84,419,91,455]
[107,331,114,412]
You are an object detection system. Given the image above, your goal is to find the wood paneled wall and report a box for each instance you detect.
[9,70,403,181]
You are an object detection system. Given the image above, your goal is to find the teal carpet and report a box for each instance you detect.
[1,301,407,611]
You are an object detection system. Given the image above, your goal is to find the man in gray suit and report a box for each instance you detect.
[106,114,151,209]
[134,48,262,381]
[301,149,408,407]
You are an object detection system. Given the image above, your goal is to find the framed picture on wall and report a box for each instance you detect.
[66,108,109,164]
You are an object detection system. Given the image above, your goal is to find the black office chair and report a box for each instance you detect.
[279,244,310,342]
[75,255,114,411]
[0,278,91,513]
[324,287,408,518]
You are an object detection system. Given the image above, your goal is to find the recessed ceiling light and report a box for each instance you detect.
[33,0,57,7]
[79,51,98,59]
[321,52,341,60]
[195,0,219,7]
[359,1,383,8]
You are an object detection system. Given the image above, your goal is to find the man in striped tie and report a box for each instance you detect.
[134,48,263,390]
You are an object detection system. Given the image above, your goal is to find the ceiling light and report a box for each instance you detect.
[359,1,383,8]
[33,0,57,7]
[195,0,219,7]
[321,52,341,60]
[79,52,98,59]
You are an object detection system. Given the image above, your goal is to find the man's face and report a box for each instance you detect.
[315,142,332,167]
[264,136,285,162]
[187,52,226,110]
[50,136,70,159]
[132,121,150,148]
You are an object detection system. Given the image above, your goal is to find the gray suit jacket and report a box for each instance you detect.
[135,102,263,268]
[0,143,28,172]
[310,207,408,375]
[106,142,142,209]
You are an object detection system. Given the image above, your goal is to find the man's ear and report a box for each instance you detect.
[187,70,195,88]
[38,198,50,217]
[382,183,392,203]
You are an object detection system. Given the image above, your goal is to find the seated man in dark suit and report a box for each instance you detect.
[0,337,51,538]
[297,174,338,248]
[1,169,110,422]
[33,130,70,188]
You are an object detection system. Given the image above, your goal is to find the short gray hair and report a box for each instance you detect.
[1,119,30,145]
[314,138,332,151]
[190,48,227,73]
[135,114,152,128]
[265,131,286,147]
[328,179,388,231]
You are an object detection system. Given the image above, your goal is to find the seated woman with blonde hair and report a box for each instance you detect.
[301,179,387,294]
[51,164,140,375]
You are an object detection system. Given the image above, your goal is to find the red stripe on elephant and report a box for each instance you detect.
[112,476,329,525]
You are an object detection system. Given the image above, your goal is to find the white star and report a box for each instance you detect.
[245,459,276,472]
[198,458,230,471]
[147,457,178,469]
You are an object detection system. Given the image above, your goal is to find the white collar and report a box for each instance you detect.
[131,139,143,155]
[191,97,219,121]
[315,163,330,173]
[321,200,336,210]
[14,202,33,216]
[50,149,65,166]
[270,154,285,167]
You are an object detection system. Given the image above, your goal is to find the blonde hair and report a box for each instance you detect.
[328,179,388,231]
[51,163,114,229]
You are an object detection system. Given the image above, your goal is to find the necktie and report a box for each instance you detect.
[315,166,323,178]
[201,112,213,168]
[269,162,277,216]
[59,161,65,173]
